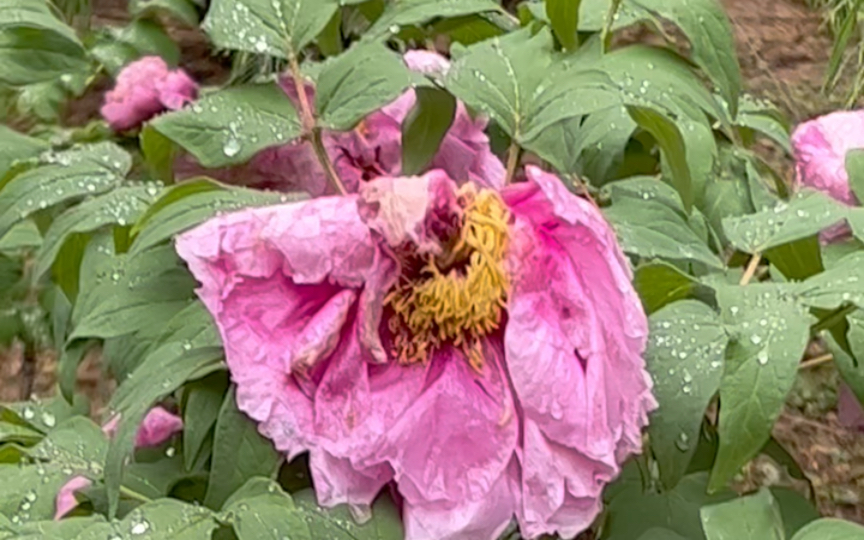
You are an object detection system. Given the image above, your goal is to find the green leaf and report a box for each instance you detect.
[791,518,864,540]
[111,18,180,66]
[129,180,299,255]
[837,311,864,403]
[700,488,785,540]
[2,515,108,539]
[634,261,705,314]
[294,489,404,540]
[69,244,195,341]
[646,300,727,489]
[182,371,229,472]
[630,0,741,117]
[0,143,131,240]
[150,83,302,168]
[202,0,338,57]
[73,498,219,539]
[709,284,814,492]
[765,236,824,282]
[797,252,864,310]
[847,149,864,204]
[35,185,160,280]
[770,487,820,536]
[0,125,47,178]
[316,42,416,130]
[603,177,724,269]
[824,0,863,93]
[547,0,580,50]
[636,530,690,540]
[0,0,90,86]
[723,190,847,253]
[104,341,223,517]
[628,106,693,211]
[140,125,178,184]
[401,86,456,176]
[0,416,106,523]
[603,470,735,540]
[735,94,791,153]
[364,0,502,41]
[130,0,201,26]
[203,386,281,510]
[445,28,619,145]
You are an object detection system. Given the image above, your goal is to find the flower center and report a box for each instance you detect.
[385,185,510,370]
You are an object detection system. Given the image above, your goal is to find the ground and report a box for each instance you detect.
[1,0,863,527]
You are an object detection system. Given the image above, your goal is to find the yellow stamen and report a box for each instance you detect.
[386,186,510,370]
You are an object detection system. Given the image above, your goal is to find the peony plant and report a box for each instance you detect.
[1,0,864,539]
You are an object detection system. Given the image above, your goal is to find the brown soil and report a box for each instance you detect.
[1,0,863,528]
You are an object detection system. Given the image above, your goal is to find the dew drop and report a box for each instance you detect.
[675,432,690,451]
[130,519,151,535]
[41,412,56,428]
[757,350,769,365]
[223,138,242,157]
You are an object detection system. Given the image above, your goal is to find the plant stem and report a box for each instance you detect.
[120,485,153,504]
[799,353,833,370]
[504,141,520,184]
[739,253,761,286]
[288,54,346,196]
[311,127,347,195]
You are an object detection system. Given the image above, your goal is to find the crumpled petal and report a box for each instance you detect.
[403,459,518,540]
[374,343,517,506]
[501,165,656,536]
[54,476,93,520]
[101,56,198,131]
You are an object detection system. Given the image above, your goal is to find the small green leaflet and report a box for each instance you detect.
[791,518,864,540]
[150,83,302,168]
[315,42,418,130]
[203,0,338,58]
[203,386,281,509]
[700,488,785,540]
[364,0,503,41]
[401,87,456,175]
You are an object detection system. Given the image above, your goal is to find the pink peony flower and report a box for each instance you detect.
[54,406,183,520]
[101,56,198,132]
[791,109,864,242]
[175,165,656,539]
[175,51,504,195]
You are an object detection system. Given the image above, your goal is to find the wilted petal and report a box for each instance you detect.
[156,71,198,110]
[135,406,183,447]
[403,460,517,540]
[54,476,92,520]
[517,419,611,538]
[502,166,655,535]
[375,344,517,506]
[176,197,379,456]
[403,50,451,77]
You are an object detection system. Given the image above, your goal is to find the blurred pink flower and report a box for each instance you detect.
[101,56,198,132]
[838,383,864,432]
[176,166,655,540]
[53,476,92,520]
[175,50,504,195]
[54,406,183,520]
[791,109,864,242]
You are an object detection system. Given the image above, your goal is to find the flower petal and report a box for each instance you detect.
[134,406,184,447]
[791,109,864,206]
[376,343,518,506]
[502,167,655,536]
[54,476,92,520]
[176,197,379,455]
[403,460,518,540]
[503,166,655,461]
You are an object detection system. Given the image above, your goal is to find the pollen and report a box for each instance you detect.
[385,185,510,370]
